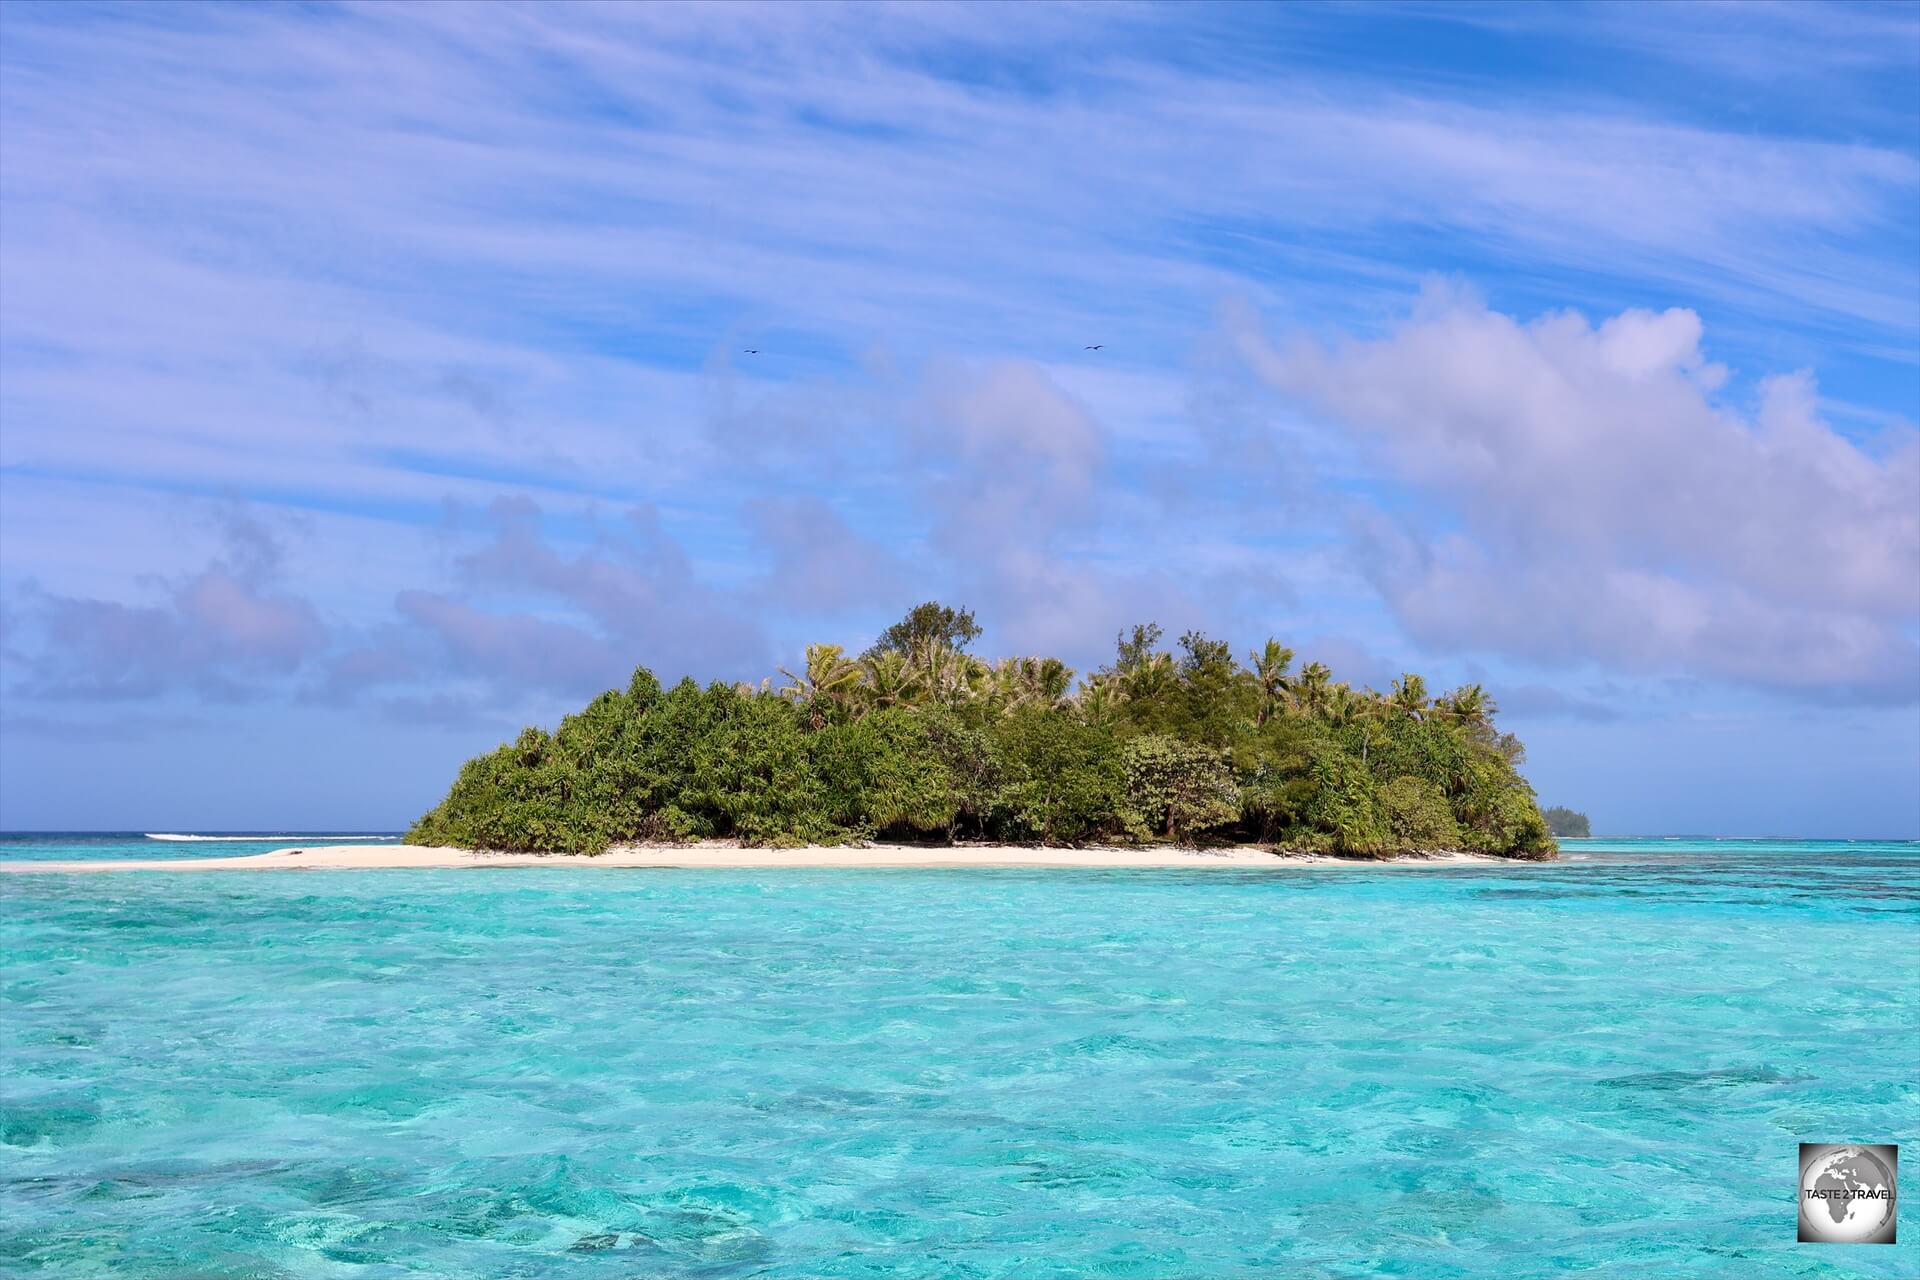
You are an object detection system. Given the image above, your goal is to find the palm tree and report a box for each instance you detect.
[1439,683,1495,730]
[970,657,1073,716]
[778,643,863,719]
[1326,683,1388,765]
[1248,638,1295,726]
[1074,675,1126,727]
[908,639,972,707]
[982,658,1026,714]
[1321,682,1361,728]
[959,653,994,705]
[1291,660,1332,717]
[1121,650,1176,705]
[1019,656,1075,709]
[859,650,920,711]
[1389,672,1430,720]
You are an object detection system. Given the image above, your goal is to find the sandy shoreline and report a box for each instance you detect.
[0,842,1507,873]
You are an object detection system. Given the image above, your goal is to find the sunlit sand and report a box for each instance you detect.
[1,843,1503,873]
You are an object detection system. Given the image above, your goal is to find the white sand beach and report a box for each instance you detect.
[0,843,1504,873]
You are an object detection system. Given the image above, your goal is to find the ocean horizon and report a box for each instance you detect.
[4,835,1914,1276]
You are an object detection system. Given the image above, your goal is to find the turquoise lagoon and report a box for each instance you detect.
[2,836,1914,1278]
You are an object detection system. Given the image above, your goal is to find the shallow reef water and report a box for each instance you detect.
[2,837,1915,1277]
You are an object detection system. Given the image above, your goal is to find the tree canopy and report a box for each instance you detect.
[408,603,1557,860]
[864,601,982,659]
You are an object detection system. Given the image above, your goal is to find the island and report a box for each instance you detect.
[1543,806,1592,837]
[406,604,1557,862]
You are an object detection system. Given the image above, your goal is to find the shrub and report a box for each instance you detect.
[921,708,999,839]
[1121,734,1239,843]
[692,693,837,846]
[1297,747,1390,856]
[987,712,1127,844]
[1378,775,1461,849]
[813,709,960,839]
[1458,784,1556,859]
[407,726,593,852]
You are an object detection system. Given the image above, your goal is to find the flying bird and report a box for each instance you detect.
[743,348,759,354]
[1084,344,1103,350]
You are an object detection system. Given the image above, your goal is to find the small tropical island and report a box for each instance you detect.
[407,604,1556,862]
[1544,806,1592,838]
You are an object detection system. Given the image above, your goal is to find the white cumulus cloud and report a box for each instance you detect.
[1239,285,1920,700]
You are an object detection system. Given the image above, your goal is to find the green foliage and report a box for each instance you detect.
[986,711,1126,844]
[1453,755,1556,859]
[922,708,999,836]
[1543,806,1591,837]
[1121,734,1239,842]
[1112,622,1164,674]
[866,601,982,658]
[1365,714,1473,799]
[406,604,1557,859]
[1378,775,1461,849]
[1296,745,1391,855]
[815,708,960,838]
[1233,716,1321,840]
[692,690,833,845]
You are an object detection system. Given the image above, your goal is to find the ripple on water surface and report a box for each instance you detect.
[2,839,1916,1278]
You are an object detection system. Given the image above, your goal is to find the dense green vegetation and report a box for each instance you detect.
[407,605,1556,859]
[1543,806,1592,838]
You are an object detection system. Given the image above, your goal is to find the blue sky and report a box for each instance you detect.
[1,1,1915,836]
